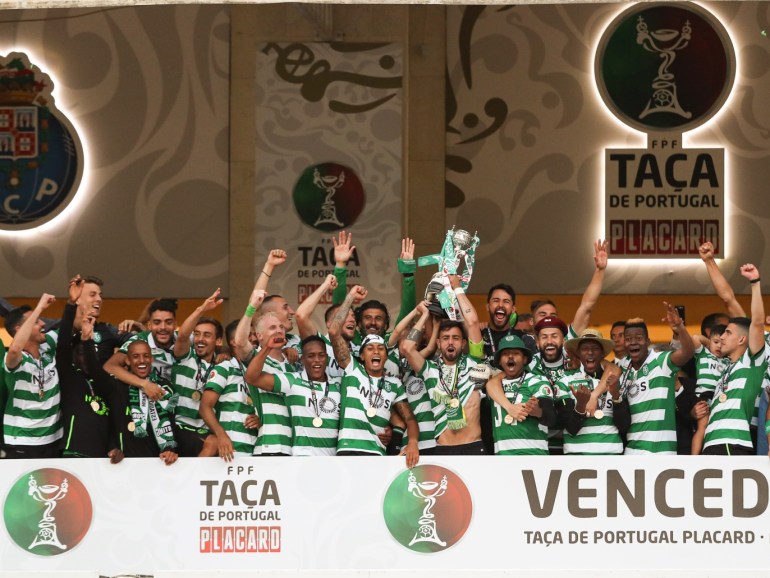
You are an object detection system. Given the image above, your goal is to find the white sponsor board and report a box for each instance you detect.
[1,457,770,575]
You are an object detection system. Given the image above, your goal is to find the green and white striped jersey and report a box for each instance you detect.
[556,369,623,455]
[337,358,405,455]
[620,350,678,455]
[694,344,729,397]
[418,356,477,437]
[703,345,768,451]
[270,370,341,456]
[401,369,439,451]
[253,353,295,455]
[491,372,552,455]
[205,358,257,456]
[3,337,62,446]
[172,347,215,430]
[119,331,176,381]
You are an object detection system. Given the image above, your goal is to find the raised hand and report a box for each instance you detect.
[594,239,608,270]
[401,237,415,260]
[740,263,759,282]
[332,231,355,266]
[699,242,715,262]
[266,249,287,268]
[68,275,83,304]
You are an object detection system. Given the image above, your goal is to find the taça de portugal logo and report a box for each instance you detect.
[0,52,84,230]
[292,162,365,232]
[383,464,472,553]
[3,468,93,556]
[595,2,735,133]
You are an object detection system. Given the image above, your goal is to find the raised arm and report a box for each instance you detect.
[740,264,765,356]
[400,302,431,374]
[665,301,695,368]
[393,237,417,326]
[174,288,223,358]
[6,293,55,370]
[331,231,355,305]
[232,287,266,362]
[699,242,745,317]
[258,249,287,292]
[572,239,608,335]
[295,274,337,339]
[448,274,482,344]
[244,331,284,391]
[329,285,366,369]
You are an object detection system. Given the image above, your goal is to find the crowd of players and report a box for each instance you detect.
[1,232,767,465]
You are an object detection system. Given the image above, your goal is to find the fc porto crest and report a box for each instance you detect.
[0,52,84,231]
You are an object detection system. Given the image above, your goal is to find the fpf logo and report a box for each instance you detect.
[595,2,735,134]
[3,467,93,556]
[0,52,84,230]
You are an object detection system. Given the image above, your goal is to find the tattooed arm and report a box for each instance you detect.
[328,285,366,370]
[393,400,420,468]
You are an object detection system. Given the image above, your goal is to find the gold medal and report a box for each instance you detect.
[192,390,202,401]
[450,398,460,409]
[719,393,727,403]
[504,414,514,425]
[312,417,323,428]
[127,421,136,432]
[90,401,101,412]
[246,396,253,406]
[367,407,377,418]
[593,409,604,420]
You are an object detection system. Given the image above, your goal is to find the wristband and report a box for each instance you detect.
[611,397,623,404]
[454,287,465,295]
[397,258,416,274]
[574,407,587,417]
[765,419,770,435]
[245,304,257,318]
[260,270,271,278]
[750,278,761,284]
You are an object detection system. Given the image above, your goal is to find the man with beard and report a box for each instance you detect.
[485,335,554,455]
[104,299,178,400]
[245,334,341,456]
[171,289,224,457]
[199,320,260,460]
[612,304,694,455]
[402,277,485,455]
[329,285,419,467]
[703,265,766,455]
[482,283,536,359]
[556,329,623,455]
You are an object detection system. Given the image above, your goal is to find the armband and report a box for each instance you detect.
[397,258,416,274]
[245,304,257,318]
[468,340,484,361]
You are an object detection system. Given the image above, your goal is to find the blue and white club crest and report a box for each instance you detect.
[0,52,84,230]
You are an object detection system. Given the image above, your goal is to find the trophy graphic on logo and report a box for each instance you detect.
[418,228,479,320]
[27,474,68,551]
[636,15,693,120]
[407,471,448,547]
[312,167,345,228]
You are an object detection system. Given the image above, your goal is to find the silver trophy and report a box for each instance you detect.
[407,471,448,547]
[312,167,345,228]
[419,228,479,320]
[27,475,68,551]
[636,15,693,120]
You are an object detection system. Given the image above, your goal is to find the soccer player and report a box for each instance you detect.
[485,335,554,455]
[3,294,62,458]
[329,285,419,467]
[246,334,341,456]
[172,289,224,457]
